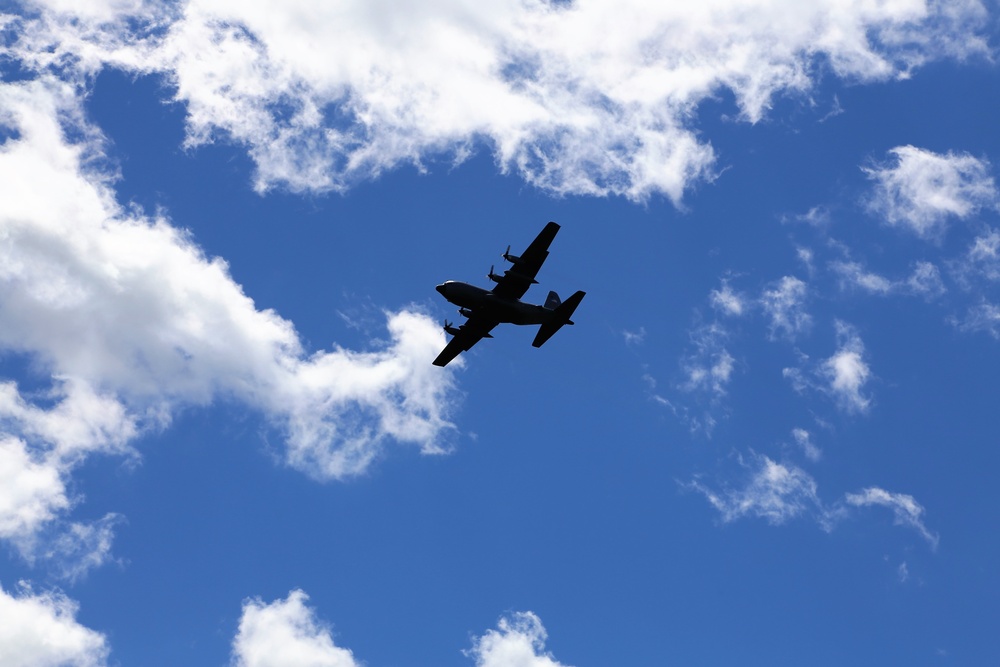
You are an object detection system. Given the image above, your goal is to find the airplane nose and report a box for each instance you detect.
[436,283,447,295]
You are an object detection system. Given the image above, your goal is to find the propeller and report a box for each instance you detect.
[487,264,504,283]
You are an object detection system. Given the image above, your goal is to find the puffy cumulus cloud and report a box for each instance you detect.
[231,593,572,667]
[0,379,127,577]
[232,590,359,667]
[845,487,939,548]
[0,435,68,543]
[6,0,991,203]
[864,145,998,240]
[687,454,829,527]
[468,611,572,667]
[0,76,458,558]
[821,322,872,413]
[0,582,109,667]
[760,276,811,340]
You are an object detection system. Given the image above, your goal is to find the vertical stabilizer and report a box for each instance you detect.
[543,291,561,310]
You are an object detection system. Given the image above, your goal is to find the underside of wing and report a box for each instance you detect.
[490,221,560,301]
[432,315,499,367]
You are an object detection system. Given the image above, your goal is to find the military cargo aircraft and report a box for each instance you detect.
[433,221,585,367]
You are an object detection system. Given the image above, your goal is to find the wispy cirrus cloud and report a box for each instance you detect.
[760,276,811,341]
[845,487,939,549]
[710,280,747,317]
[952,300,1000,339]
[5,0,991,203]
[863,145,998,240]
[687,454,828,527]
[688,453,938,546]
[791,427,822,462]
[830,259,945,298]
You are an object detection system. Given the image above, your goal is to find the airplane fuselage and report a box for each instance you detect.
[435,281,550,325]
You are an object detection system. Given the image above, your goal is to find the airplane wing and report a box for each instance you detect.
[490,221,560,301]
[432,313,499,367]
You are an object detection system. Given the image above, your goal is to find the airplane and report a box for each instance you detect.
[432,221,585,367]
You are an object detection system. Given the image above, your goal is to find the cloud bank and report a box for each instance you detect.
[5,0,991,203]
[0,76,459,563]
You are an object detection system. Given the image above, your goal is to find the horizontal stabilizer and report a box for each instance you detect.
[532,290,585,348]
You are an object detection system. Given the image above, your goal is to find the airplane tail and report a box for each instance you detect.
[532,290,586,348]
[543,290,561,310]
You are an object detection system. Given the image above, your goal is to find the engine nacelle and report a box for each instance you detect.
[502,244,523,265]
[487,266,505,283]
[444,324,462,336]
[459,308,474,318]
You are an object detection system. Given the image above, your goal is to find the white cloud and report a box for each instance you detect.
[680,323,736,398]
[791,427,821,462]
[953,228,1000,288]
[829,261,895,295]
[760,276,811,340]
[35,514,123,583]
[0,378,131,577]
[954,301,1000,338]
[467,611,571,667]
[688,454,829,526]
[0,582,109,667]
[789,206,831,227]
[830,259,945,298]
[0,76,460,561]
[820,322,872,413]
[0,434,68,543]
[690,455,939,547]
[782,323,873,413]
[231,593,573,667]
[6,0,991,203]
[864,145,998,239]
[845,487,939,548]
[905,261,946,297]
[966,229,1000,279]
[622,327,646,345]
[796,247,815,276]
[710,281,746,316]
[232,590,359,667]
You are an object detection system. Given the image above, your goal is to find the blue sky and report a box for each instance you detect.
[1,1,999,665]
